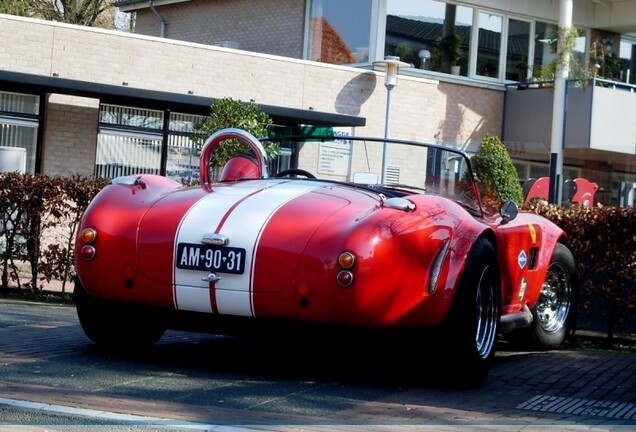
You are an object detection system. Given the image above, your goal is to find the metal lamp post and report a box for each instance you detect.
[373,56,410,183]
[548,0,573,205]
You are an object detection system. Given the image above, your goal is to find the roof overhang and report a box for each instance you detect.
[115,0,191,12]
[0,70,366,127]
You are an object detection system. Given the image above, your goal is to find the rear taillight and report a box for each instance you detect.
[80,245,96,261]
[336,251,356,287]
[80,228,97,244]
[79,227,97,261]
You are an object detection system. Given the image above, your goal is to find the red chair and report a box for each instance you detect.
[523,177,550,205]
[571,178,597,208]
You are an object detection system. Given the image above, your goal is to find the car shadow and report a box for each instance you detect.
[85,329,502,389]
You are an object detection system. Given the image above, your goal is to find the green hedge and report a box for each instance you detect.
[525,201,636,340]
[0,173,107,294]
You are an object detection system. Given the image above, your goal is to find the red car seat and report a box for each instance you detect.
[219,153,260,181]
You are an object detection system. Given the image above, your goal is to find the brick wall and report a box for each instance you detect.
[42,95,98,176]
[135,0,306,59]
[0,14,504,177]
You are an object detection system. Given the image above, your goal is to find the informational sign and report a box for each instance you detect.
[317,128,352,177]
[318,141,351,176]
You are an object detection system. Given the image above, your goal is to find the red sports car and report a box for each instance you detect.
[74,128,576,383]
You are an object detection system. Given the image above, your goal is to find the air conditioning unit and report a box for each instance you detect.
[212,40,239,49]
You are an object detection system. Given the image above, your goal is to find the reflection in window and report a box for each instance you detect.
[532,23,587,80]
[620,39,635,84]
[572,29,588,78]
[166,113,203,184]
[506,19,531,82]
[96,128,162,179]
[96,105,202,181]
[476,12,502,79]
[532,22,558,80]
[385,0,472,76]
[309,0,371,64]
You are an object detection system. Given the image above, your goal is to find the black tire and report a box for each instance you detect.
[74,281,166,350]
[527,243,577,349]
[442,238,500,386]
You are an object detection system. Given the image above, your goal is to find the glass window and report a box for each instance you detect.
[0,92,40,174]
[95,128,162,179]
[476,12,502,79]
[385,0,472,76]
[532,22,587,80]
[166,113,203,184]
[309,0,372,64]
[620,38,635,84]
[529,164,549,179]
[572,28,588,78]
[96,105,204,181]
[532,21,558,80]
[506,19,531,82]
[99,104,163,130]
[96,104,164,179]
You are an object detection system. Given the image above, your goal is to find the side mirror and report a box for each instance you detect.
[499,200,518,224]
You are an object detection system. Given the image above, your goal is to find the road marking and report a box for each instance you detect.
[0,397,263,431]
[518,394,636,420]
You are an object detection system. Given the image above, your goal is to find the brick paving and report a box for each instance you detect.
[0,297,634,431]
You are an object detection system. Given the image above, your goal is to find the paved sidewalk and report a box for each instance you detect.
[1,298,635,431]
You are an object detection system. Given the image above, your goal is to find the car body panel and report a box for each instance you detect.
[492,213,564,315]
[75,131,568,336]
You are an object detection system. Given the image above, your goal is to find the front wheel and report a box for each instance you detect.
[528,243,577,349]
[442,238,500,386]
[74,281,166,351]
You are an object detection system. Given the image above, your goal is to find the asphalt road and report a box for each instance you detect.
[0,298,635,431]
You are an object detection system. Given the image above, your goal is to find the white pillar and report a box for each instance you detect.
[548,0,573,204]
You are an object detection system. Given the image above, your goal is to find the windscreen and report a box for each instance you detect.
[262,135,483,214]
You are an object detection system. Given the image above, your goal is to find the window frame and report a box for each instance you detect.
[0,91,44,174]
[370,0,591,85]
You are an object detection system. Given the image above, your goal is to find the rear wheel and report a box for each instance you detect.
[527,243,577,349]
[74,281,166,350]
[442,238,500,386]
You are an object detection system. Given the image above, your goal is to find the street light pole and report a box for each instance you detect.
[549,0,573,205]
[373,56,410,184]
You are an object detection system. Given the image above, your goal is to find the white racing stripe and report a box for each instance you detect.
[173,180,322,316]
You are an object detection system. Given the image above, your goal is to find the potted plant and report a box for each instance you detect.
[432,33,463,75]
[446,33,463,75]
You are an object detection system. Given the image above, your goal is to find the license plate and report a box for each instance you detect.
[176,243,246,274]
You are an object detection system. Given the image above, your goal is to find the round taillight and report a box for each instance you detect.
[338,252,355,269]
[80,228,97,244]
[336,270,354,287]
[80,245,96,261]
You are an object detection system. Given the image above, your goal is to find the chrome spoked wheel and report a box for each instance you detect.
[527,243,577,349]
[536,261,573,334]
[475,265,499,359]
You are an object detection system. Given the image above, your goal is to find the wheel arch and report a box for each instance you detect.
[440,227,499,317]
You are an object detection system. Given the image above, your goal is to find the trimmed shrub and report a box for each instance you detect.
[194,97,278,170]
[473,135,524,206]
[0,173,107,294]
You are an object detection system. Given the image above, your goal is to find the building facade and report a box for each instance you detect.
[1,0,635,205]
